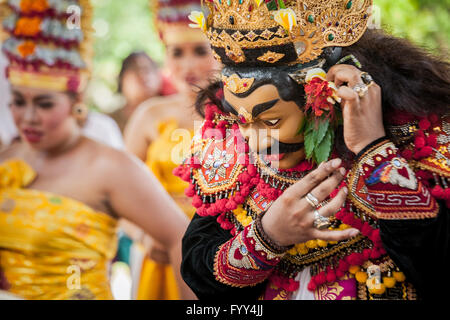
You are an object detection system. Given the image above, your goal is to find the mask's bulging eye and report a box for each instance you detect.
[263,119,280,126]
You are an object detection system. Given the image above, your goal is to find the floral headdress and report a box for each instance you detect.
[0,0,93,93]
[151,0,208,45]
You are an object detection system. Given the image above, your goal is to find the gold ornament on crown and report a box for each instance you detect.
[221,73,255,93]
[190,0,373,65]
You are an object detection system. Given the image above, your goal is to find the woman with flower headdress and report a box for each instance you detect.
[176,0,450,300]
[0,0,194,300]
[123,0,220,300]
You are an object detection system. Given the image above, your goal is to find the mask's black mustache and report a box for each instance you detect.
[261,140,304,155]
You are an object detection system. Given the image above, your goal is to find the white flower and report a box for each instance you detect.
[273,8,297,33]
[305,68,327,82]
[328,82,342,103]
[188,11,206,32]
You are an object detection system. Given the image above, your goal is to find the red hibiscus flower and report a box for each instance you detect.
[304,77,336,119]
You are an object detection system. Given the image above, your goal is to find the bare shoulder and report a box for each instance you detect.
[131,94,183,124]
[140,94,183,112]
[82,137,147,182]
[124,94,184,142]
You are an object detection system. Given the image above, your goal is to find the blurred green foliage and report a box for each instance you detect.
[374,0,449,53]
[91,0,164,91]
[90,0,449,93]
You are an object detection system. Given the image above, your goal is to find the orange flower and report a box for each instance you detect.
[20,0,49,14]
[75,223,91,238]
[14,17,42,37]
[31,0,49,12]
[17,41,36,58]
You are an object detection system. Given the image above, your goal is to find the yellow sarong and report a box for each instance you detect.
[0,160,118,300]
[136,119,194,300]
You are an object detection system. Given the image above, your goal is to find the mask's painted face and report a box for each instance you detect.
[223,84,306,170]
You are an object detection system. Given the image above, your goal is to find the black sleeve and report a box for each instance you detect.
[181,213,266,300]
[379,200,449,300]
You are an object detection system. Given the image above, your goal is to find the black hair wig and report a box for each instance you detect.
[196,28,449,119]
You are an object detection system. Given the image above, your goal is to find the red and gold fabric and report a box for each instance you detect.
[351,138,439,220]
[214,222,283,288]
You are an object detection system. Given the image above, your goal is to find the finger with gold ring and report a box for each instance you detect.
[353,83,368,98]
[305,192,320,209]
[360,72,374,86]
[313,209,331,230]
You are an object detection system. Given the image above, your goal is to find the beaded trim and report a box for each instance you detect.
[254,211,292,255]
[214,222,282,288]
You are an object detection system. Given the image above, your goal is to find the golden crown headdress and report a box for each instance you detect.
[189,0,373,67]
[0,0,93,93]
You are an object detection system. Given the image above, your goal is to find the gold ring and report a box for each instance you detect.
[313,209,331,230]
[305,192,320,208]
[353,83,368,98]
[360,72,374,86]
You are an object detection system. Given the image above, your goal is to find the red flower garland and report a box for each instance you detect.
[304,77,336,120]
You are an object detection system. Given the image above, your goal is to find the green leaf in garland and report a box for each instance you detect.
[314,119,329,147]
[303,120,315,159]
[313,128,334,164]
[297,117,306,135]
[266,0,278,11]
[303,118,329,160]
[277,0,286,9]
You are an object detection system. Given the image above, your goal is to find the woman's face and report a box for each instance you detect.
[165,41,220,95]
[121,55,162,103]
[9,85,79,151]
[224,84,306,170]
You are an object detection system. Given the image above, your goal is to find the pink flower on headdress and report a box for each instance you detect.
[67,76,80,93]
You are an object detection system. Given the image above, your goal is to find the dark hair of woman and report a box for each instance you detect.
[117,51,158,93]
